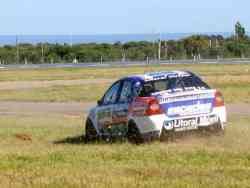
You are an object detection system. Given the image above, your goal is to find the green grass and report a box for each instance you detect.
[212,83,250,103]
[0,114,250,188]
[1,64,250,187]
[0,84,109,102]
[0,77,249,103]
[0,64,249,103]
[1,64,250,81]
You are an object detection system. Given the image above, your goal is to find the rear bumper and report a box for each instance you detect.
[140,121,223,141]
[131,106,227,135]
[213,106,227,123]
[141,130,161,141]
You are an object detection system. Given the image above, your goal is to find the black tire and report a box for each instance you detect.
[127,122,144,144]
[85,119,98,143]
[211,121,225,135]
[207,118,225,136]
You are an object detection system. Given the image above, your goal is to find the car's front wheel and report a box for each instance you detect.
[85,119,98,142]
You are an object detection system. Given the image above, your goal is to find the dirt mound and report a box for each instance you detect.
[15,133,32,141]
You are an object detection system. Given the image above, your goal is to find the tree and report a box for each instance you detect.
[183,35,209,58]
[235,22,246,40]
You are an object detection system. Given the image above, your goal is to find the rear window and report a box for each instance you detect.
[139,75,210,97]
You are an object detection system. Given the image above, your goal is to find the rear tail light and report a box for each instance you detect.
[132,97,163,116]
[145,98,164,116]
[214,91,224,107]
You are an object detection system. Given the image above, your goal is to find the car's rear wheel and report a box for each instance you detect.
[210,119,225,135]
[85,119,98,142]
[127,122,143,144]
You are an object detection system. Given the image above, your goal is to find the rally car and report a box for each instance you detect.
[85,71,227,143]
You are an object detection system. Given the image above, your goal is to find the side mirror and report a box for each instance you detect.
[97,100,102,106]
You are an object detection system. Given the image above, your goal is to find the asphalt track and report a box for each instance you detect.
[1,59,250,70]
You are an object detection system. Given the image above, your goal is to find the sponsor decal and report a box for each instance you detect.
[144,71,190,81]
[164,115,219,131]
[199,115,218,125]
[164,117,198,131]
[157,93,214,104]
[167,102,212,117]
[154,92,214,117]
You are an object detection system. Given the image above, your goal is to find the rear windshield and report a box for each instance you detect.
[139,75,210,97]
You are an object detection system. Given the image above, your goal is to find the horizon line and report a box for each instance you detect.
[0,31,238,36]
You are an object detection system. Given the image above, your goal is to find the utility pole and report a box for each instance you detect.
[158,39,161,61]
[158,33,162,62]
[100,55,103,64]
[152,31,157,61]
[164,41,168,59]
[146,56,149,64]
[152,40,156,61]
[70,33,73,48]
[215,39,219,48]
[122,49,126,62]
[16,35,19,64]
[209,39,212,48]
[41,44,44,63]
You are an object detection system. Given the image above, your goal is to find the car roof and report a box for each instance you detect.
[124,70,192,82]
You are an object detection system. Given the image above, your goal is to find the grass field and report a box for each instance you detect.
[0,64,250,187]
[0,64,250,103]
[0,64,250,81]
[0,114,250,188]
[0,75,249,103]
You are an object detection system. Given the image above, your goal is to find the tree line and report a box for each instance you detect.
[0,22,249,64]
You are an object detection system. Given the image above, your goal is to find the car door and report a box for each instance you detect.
[111,79,133,136]
[96,81,122,135]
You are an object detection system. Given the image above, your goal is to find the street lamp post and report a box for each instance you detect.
[16,35,19,64]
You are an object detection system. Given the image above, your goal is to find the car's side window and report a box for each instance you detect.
[133,81,143,97]
[103,82,121,105]
[119,80,132,103]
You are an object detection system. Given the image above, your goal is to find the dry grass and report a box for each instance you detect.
[0,64,249,103]
[0,113,250,188]
[0,75,249,103]
[0,64,250,187]
[0,64,249,81]
[0,84,109,102]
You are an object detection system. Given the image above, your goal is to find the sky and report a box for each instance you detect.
[0,0,248,35]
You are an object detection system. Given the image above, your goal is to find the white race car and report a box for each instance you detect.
[85,71,227,143]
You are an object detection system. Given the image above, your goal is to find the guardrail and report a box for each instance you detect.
[1,58,250,69]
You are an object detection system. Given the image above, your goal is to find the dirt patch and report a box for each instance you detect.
[15,133,32,141]
[226,103,250,116]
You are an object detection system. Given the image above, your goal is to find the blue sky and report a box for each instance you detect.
[0,0,248,35]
